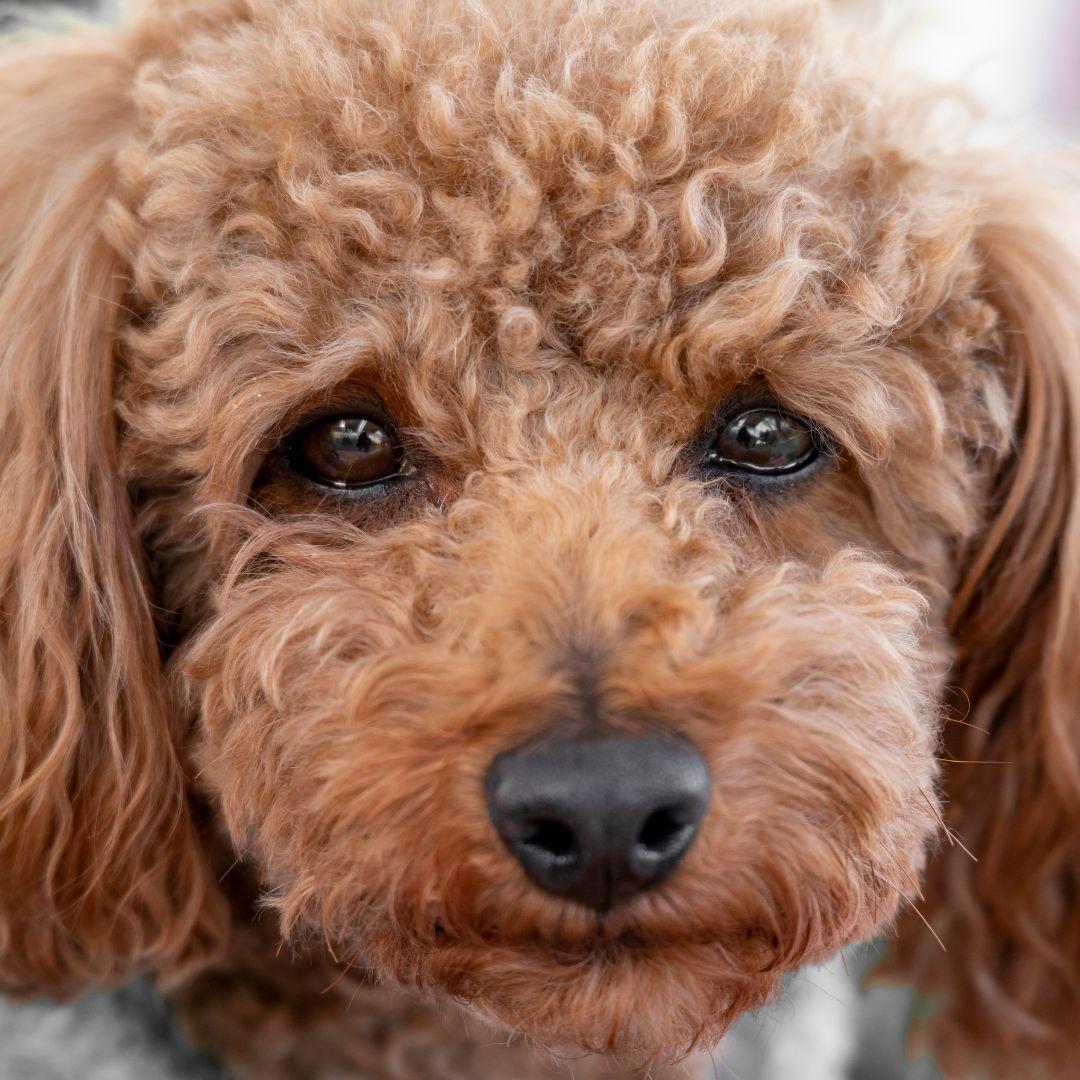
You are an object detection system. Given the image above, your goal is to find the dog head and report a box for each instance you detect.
[1,0,1078,1073]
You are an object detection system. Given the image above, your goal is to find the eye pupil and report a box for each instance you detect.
[295,416,402,488]
[705,407,818,477]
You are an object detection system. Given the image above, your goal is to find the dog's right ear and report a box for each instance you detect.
[0,29,224,995]
[888,162,1080,1077]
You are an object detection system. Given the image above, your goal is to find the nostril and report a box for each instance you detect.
[519,818,580,865]
[636,806,694,859]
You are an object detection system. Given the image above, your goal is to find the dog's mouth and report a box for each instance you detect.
[375,914,792,1060]
[426,914,784,971]
[431,917,662,951]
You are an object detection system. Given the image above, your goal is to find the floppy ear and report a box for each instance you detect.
[894,166,1080,1076]
[0,31,224,995]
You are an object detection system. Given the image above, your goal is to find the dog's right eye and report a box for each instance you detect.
[288,416,407,489]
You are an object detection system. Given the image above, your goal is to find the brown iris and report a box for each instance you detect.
[704,408,818,476]
[293,416,402,489]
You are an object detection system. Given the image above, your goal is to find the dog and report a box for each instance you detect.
[0,0,1077,1076]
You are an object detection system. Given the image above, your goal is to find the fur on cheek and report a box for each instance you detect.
[180,490,940,1062]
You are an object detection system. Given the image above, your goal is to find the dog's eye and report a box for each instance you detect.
[290,416,404,489]
[703,408,818,477]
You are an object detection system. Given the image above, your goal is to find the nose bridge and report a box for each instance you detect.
[430,448,725,720]
[450,457,676,636]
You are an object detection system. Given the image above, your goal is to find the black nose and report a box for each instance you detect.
[485,733,711,910]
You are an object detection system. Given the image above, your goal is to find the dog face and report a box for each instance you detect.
[2,0,1079,1074]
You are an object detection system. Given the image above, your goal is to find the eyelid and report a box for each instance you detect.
[253,390,403,454]
[712,395,834,446]
[288,404,400,443]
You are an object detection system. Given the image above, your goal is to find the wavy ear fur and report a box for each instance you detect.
[0,30,223,995]
[895,165,1080,1076]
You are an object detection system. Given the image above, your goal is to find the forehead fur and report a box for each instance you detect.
[112,0,1002,519]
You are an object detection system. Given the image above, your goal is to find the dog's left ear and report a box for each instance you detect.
[893,164,1080,1076]
[0,31,224,995]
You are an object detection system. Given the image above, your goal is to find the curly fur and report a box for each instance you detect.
[0,1,1077,1077]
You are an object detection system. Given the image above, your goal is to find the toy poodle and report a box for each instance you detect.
[1,0,1077,1076]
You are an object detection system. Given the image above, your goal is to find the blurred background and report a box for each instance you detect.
[835,0,1080,138]
[0,1,1076,1078]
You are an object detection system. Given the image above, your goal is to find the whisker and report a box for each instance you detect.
[871,860,924,908]
[218,856,242,883]
[906,900,946,953]
[863,855,940,949]
[918,787,952,845]
[889,857,926,902]
[321,946,361,995]
[945,685,973,721]
[950,832,979,863]
[918,787,978,862]
[944,716,990,735]
[798,975,850,1008]
[938,757,1013,765]
[720,1054,745,1080]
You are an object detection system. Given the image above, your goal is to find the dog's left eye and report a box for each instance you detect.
[290,416,406,489]
[702,408,819,477]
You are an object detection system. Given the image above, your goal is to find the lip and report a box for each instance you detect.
[424,921,783,968]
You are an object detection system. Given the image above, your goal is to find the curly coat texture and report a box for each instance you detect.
[0,0,1078,1076]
